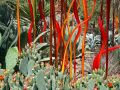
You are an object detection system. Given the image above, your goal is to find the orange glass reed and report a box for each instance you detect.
[81,0,88,77]
[16,0,21,56]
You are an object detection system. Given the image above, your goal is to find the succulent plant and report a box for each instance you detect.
[0,44,119,90]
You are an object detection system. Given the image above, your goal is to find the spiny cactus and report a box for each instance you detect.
[0,45,119,90]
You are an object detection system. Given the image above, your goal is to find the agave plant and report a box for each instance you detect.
[0,2,17,68]
[114,33,120,45]
[86,33,101,51]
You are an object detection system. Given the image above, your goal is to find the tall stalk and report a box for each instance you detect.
[32,0,37,41]
[61,0,75,74]
[50,0,53,65]
[81,0,88,77]
[67,18,73,80]
[61,0,63,27]
[53,0,57,69]
[112,0,115,46]
[16,0,21,56]
[100,0,103,19]
[73,0,81,80]
[106,0,111,79]
[27,0,34,47]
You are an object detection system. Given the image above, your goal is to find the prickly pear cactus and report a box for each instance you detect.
[27,59,35,76]
[19,57,29,76]
[5,47,18,70]
[36,70,46,90]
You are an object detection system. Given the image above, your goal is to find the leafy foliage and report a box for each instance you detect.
[5,47,18,70]
[0,0,120,90]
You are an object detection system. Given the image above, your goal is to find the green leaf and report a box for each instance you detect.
[100,85,108,90]
[5,47,18,70]
[80,84,86,90]
[117,35,120,44]
[32,84,38,90]
[64,77,70,90]
[58,72,63,80]
[36,43,49,51]
[36,70,46,90]
[33,30,49,44]
[27,60,35,76]
[38,57,55,62]
[19,57,29,76]
[51,75,56,90]
[87,79,95,90]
